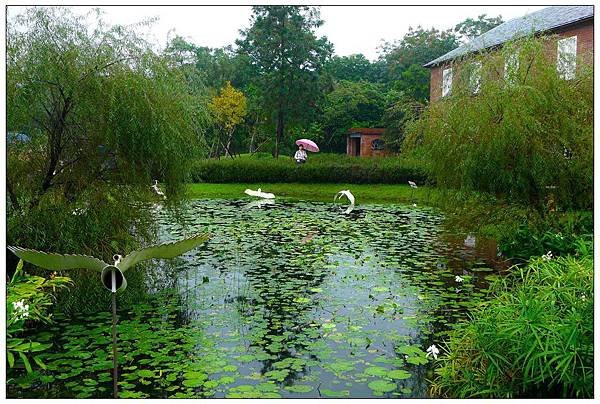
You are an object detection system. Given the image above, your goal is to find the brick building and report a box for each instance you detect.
[425,6,594,102]
[346,128,388,157]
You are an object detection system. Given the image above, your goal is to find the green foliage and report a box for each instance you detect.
[7,7,206,312]
[497,211,592,261]
[453,14,504,42]
[7,260,72,374]
[430,242,593,398]
[325,54,384,82]
[189,154,428,184]
[404,35,593,209]
[320,80,387,151]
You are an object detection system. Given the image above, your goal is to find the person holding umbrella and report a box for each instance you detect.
[294,139,319,164]
[294,144,307,164]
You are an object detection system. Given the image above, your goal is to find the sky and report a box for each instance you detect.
[7,5,547,60]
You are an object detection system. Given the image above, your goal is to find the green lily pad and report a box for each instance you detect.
[387,369,411,380]
[321,388,350,397]
[364,366,389,377]
[368,380,397,393]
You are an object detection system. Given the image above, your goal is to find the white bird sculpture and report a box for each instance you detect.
[244,188,275,199]
[152,180,166,199]
[408,181,418,205]
[244,199,275,209]
[8,233,209,399]
[334,190,355,214]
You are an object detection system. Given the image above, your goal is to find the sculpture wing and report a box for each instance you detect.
[8,246,108,272]
[118,233,210,272]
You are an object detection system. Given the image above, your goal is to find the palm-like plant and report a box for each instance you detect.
[8,233,210,398]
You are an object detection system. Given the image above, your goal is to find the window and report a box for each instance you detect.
[504,52,519,85]
[371,138,385,150]
[442,67,452,97]
[470,62,482,94]
[557,36,577,80]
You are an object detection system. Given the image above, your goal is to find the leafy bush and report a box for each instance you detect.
[497,211,592,261]
[404,35,593,209]
[188,153,428,184]
[430,240,593,398]
[7,260,72,374]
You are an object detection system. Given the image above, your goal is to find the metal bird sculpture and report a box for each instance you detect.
[408,180,418,205]
[244,188,275,199]
[8,233,209,398]
[334,190,355,214]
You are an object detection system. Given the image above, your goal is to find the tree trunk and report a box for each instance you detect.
[224,128,235,159]
[274,107,284,158]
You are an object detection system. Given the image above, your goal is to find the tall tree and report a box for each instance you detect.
[454,14,504,43]
[237,6,332,157]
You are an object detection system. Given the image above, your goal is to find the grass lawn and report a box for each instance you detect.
[187,182,429,204]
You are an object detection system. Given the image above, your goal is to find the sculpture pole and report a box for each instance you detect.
[111,270,118,399]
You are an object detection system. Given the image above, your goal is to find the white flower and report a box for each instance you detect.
[455,275,464,283]
[581,294,586,301]
[426,344,439,360]
[12,300,30,320]
[542,251,553,261]
[412,203,417,207]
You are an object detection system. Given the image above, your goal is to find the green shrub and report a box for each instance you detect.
[188,153,429,184]
[404,35,593,210]
[430,240,593,398]
[7,260,72,374]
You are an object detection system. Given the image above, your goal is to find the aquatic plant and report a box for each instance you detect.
[430,239,593,398]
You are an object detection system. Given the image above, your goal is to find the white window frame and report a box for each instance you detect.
[504,52,519,85]
[442,67,452,97]
[470,61,482,94]
[557,36,577,80]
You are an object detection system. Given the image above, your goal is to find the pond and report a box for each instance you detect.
[8,199,509,398]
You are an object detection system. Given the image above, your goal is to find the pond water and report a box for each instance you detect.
[8,199,509,399]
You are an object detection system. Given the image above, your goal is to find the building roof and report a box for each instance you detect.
[347,128,385,135]
[424,5,594,68]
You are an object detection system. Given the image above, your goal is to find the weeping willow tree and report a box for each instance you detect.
[404,35,593,210]
[7,7,209,313]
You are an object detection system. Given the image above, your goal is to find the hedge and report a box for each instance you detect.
[188,154,429,184]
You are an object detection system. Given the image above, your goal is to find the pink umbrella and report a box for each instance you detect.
[295,139,319,152]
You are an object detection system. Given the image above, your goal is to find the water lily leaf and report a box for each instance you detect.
[368,380,396,393]
[387,369,411,380]
[364,366,389,377]
[321,388,350,397]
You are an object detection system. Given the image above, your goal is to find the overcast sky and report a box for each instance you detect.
[7,5,547,60]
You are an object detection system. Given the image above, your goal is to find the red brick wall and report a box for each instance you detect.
[428,19,594,102]
[359,134,389,157]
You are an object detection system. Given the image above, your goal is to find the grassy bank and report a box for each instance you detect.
[187,182,426,204]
